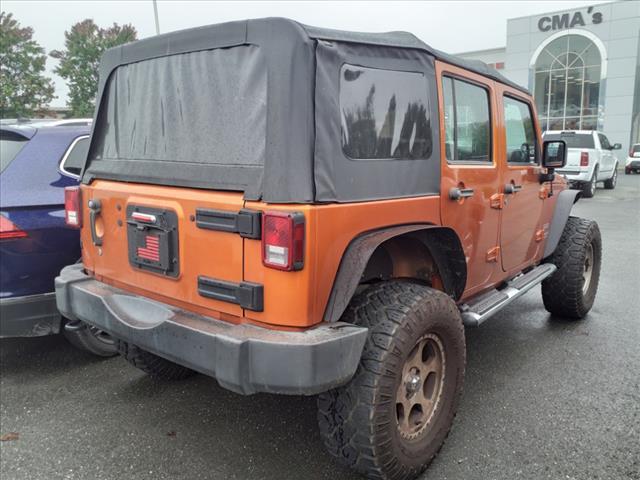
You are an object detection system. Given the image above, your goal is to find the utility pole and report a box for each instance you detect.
[153,0,160,35]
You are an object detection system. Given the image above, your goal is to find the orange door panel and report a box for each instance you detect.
[496,87,546,273]
[436,62,503,298]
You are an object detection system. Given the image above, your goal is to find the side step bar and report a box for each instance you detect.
[460,263,557,327]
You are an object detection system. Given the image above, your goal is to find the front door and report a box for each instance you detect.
[497,88,546,272]
[437,63,503,298]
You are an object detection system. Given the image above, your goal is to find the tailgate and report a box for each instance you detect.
[81,180,247,317]
[565,149,582,168]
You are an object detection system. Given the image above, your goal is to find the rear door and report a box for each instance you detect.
[597,133,615,177]
[437,63,503,297]
[497,89,546,272]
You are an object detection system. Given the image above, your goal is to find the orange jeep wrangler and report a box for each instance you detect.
[56,18,602,480]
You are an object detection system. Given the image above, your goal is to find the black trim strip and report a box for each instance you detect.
[198,276,264,312]
[195,208,261,239]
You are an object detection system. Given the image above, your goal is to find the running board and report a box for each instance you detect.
[460,263,557,327]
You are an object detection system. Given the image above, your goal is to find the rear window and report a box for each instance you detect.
[91,46,266,168]
[633,145,640,153]
[544,132,594,149]
[60,136,89,177]
[340,64,433,160]
[0,132,29,173]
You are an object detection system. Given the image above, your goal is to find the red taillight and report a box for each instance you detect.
[580,151,589,167]
[64,186,82,228]
[262,211,305,271]
[0,215,27,240]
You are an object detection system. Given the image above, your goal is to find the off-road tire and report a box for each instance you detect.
[117,340,196,380]
[603,167,617,189]
[317,281,465,480]
[63,323,118,357]
[582,168,597,198]
[542,216,601,319]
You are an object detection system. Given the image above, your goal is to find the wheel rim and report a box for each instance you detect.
[582,242,595,295]
[590,177,596,196]
[88,325,115,346]
[611,170,617,187]
[396,334,446,440]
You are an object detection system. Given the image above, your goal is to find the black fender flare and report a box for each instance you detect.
[323,224,467,323]
[543,189,582,258]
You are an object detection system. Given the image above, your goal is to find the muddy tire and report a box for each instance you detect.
[603,168,617,189]
[117,341,196,380]
[63,322,118,357]
[542,216,601,319]
[317,281,465,480]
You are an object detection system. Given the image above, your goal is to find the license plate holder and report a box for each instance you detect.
[126,206,179,277]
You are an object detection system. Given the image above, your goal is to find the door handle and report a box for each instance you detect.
[449,187,475,200]
[504,183,523,194]
[88,199,103,246]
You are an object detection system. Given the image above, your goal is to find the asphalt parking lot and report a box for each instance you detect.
[1,174,639,480]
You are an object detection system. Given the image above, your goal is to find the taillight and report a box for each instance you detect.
[64,186,82,228]
[262,211,305,271]
[580,151,589,167]
[0,214,27,240]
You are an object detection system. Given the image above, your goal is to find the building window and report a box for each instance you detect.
[533,34,601,131]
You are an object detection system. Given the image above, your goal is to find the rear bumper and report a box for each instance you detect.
[0,293,62,338]
[55,264,368,395]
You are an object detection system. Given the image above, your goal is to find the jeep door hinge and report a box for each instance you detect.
[490,193,505,209]
[486,246,501,262]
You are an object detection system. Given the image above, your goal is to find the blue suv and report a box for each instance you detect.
[0,122,116,356]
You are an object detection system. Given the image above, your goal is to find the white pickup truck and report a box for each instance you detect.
[542,130,621,197]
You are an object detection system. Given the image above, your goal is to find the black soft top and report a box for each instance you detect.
[85,18,527,203]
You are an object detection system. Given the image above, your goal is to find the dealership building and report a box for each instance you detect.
[458,0,640,157]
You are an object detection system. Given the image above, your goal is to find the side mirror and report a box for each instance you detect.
[612,143,622,150]
[542,140,566,170]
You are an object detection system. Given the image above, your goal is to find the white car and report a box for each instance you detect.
[625,144,640,174]
[542,130,621,197]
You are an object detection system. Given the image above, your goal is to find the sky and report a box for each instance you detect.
[4,0,603,107]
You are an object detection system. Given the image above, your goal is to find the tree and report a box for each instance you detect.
[0,12,55,118]
[51,20,137,117]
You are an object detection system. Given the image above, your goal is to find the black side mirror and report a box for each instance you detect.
[542,140,566,170]
[612,143,622,150]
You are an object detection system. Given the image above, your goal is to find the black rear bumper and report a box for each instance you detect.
[55,264,367,395]
[0,293,61,338]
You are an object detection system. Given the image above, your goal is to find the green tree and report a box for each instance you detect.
[0,12,55,118]
[51,20,136,117]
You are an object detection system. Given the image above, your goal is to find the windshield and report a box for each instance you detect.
[0,133,29,173]
[543,133,594,149]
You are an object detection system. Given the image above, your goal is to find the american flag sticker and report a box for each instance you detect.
[137,235,160,262]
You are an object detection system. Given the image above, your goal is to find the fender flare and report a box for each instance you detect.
[323,224,467,323]
[543,189,582,258]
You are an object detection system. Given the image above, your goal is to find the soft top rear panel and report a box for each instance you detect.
[85,18,316,203]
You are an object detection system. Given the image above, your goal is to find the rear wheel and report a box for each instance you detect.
[64,321,118,357]
[542,217,601,319]
[117,341,196,380]
[582,168,597,198]
[317,281,465,480]
[603,167,617,189]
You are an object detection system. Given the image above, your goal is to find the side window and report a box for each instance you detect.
[442,76,491,162]
[60,136,89,177]
[504,96,538,164]
[598,133,610,150]
[340,64,433,160]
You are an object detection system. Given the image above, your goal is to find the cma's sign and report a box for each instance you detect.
[538,6,603,32]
